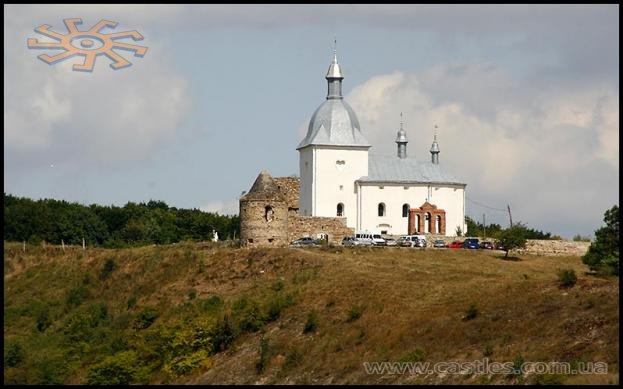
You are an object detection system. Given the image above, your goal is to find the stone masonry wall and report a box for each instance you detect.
[288,215,354,245]
[240,199,289,246]
[514,239,590,257]
[273,177,300,210]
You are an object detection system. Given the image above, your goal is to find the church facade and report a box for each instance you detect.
[297,49,467,236]
[240,48,467,245]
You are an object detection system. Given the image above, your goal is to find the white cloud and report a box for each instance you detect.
[346,62,619,235]
[4,11,191,168]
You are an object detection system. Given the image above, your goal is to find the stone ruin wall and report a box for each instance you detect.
[273,177,300,210]
[239,199,289,246]
[287,215,354,245]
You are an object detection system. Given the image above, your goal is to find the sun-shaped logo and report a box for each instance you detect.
[27,18,148,72]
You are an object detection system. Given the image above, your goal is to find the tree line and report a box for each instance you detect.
[465,216,552,240]
[3,193,240,247]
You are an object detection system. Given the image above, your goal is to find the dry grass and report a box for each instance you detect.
[3,242,619,384]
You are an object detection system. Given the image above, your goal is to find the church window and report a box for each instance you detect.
[337,203,344,217]
[378,203,386,217]
[339,185,343,191]
[379,186,384,189]
[402,204,410,218]
[404,186,409,190]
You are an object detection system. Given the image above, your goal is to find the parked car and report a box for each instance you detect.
[341,236,359,246]
[354,232,374,246]
[433,239,447,248]
[447,240,463,249]
[462,238,480,249]
[291,237,318,246]
[480,241,494,250]
[372,234,387,246]
[398,235,425,248]
[495,241,506,251]
[384,238,397,246]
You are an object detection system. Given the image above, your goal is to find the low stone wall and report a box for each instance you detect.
[288,215,354,245]
[514,239,590,257]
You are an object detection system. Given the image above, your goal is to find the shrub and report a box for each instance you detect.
[126,296,137,310]
[135,307,159,329]
[35,308,51,332]
[210,315,235,352]
[255,336,270,374]
[164,350,211,377]
[497,224,528,258]
[188,289,197,300]
[271,279,284,292]
[86,350,139,385]
[66,285,87,307]
[572,235,591,242]
[463,304,479,321]
[200,295,223,312]
[557,268,577,287]
[483,344,494,357]
[4,341,24,367]
[265,293,295,322]
[582,205,619,276]
[283,348,303,370]
[346,305,363,322]
[399,346,426,362]
[508,354,524,378]
[100,258,117,280]
[303,311,318,333]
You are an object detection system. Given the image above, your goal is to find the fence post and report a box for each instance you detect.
[82,237,86,251]
[62,239,65,252]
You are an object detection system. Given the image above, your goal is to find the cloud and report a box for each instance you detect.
[200,199,239,216]
[4,9,191,169]
[345,61,619,236]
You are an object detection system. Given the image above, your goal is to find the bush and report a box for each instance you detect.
[303,311,318,333]
[66,284,87,307]
[399,346,426,362]
[463,304,479,321]
[86,350,139,385]
[283,348,303,370]
[135,307,159,329]
[100,258,117,280]
[572,235,591,242]
[4,341,24,367]
[508,354,525,377]
[210,315,235,352]
[497,223,528,258]
[35,308,51,332]
[483,344,493,357]
[200,295,223,312]
[188,289,197,300]
[126,296,137,310]
[557,268,577,287]
[346,305,363,322]
[255,336,270,374]
[582,205,619,276]
[164,350,211,377]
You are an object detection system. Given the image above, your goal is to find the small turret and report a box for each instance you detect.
[396,112,408,159]
[430,130,440,164]
[326,39,344,99]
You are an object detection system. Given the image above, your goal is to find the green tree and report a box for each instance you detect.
[497,223,528,258]
[582,205,619,276]
[86,351,139,385]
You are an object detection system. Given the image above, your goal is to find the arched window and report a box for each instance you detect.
[264,205,274,222]
[436,215,442,234]
[337,203,344,217]
[416,214,421,232]
[378,203,386,217]
[425,212,432,233]
[402,204,410,218]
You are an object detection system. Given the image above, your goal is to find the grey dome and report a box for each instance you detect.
[297,99,371,149]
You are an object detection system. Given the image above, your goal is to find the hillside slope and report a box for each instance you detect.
[3,242,619,384]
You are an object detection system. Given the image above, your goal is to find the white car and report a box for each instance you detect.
[372,234,387,246]
[354,232,374,246]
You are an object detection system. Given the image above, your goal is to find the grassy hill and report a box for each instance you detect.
[3,242,619,384]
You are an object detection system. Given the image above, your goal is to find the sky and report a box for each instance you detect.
[4,4,619,239]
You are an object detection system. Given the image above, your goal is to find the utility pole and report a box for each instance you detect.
[507,204,513,227]
[482,214,486,239]
[82,237,86,251]
[62,239,65,252]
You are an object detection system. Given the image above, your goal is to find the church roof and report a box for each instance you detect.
[241,170,285,201]
[359,155,466,186]
[297,99,371,149]
[296,47,371,150]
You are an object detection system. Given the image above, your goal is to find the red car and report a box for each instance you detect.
[447,240,463,249]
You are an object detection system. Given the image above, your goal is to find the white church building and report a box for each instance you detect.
[297,50,467,236]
